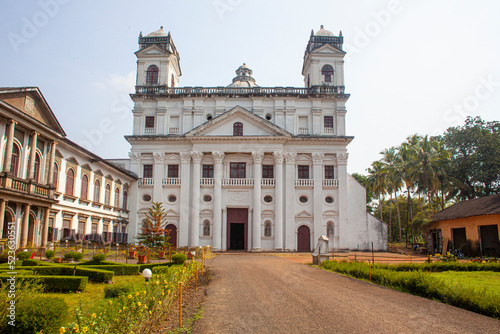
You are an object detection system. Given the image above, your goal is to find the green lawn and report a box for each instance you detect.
[429,271,500,297]
[42,275,146,325]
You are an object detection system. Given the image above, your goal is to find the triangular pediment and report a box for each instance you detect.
[135,44,169,56]
[0,88,66,136]
[296,210,313,219]
[311,43,346,55]
[185,106,291,138]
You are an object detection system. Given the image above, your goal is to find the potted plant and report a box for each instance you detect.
[158,246,166,259]
[137,244,147,264]
[128,244,137,259]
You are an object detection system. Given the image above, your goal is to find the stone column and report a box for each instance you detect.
[153,153,165,202]
[312,152,324,243]
[179,152,192,247]
[20,204,30,247]
[284,152,296,250]
[41,207,50,247]
[337,153,349,249]
[46,141,57,185]
[27,131,38,180]
[273,151,284,250]
[252,151,263,251]
[248,208,253,251]
[190,151,203,247]
[0,199,5,238]
[212,151,224,251]
[128,152,142,177]
[221,208,227,251]
[2,119,17,173]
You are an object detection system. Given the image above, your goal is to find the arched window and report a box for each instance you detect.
[203,220,210,236]
[146,65,159,85]
[264,221,272,237]
[10,144,20,177]
[33,154,41,182]
[104,184,111,205]
[81,174,88,199]
[122,190,128,210]
[114,188,120,207]
[94,179,100,203]
[327,222,334,239]
[65,168,75,195]
[321,65,334,83]
[233,122,243,136]
[53,162,59,190]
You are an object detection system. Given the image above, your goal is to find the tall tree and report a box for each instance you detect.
[380,147,403,242]
[135,202,171,249]
[366,161,387,222]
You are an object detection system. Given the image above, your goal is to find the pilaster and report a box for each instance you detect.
[153,153,165,202]
[212,151,224,251]
[284,152,296,250]
[2,119,16,173]
[273,151,284,250]
[190,151,203,246]
[312,152,324,243]
[252,151,263,251]
[337,153,349,249]
[179,151,192,247]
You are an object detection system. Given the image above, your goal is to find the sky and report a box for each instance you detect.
[1,0,499,175]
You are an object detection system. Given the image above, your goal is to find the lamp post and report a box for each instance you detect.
[142,269,152,284]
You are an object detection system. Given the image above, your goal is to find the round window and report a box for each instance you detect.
[265,114,272,121]
[142,194,152,202]
[167,195,177,203]
[325,196,334,204]
[299,195,308,203]
[263,195,273,203]
[206,114,213,121]
[203,194,212,202]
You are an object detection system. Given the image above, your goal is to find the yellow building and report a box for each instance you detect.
[427,194,500,256]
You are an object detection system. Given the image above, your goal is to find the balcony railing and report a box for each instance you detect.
[169,127,179,134]
[298,127,309,135]
[138,178,154,186]
[222,178,254,187]
[324,127,334,134]
[295,179,314,187]
[134,85,346,97]
[261,178,275,187]
[0,173,54,200]
[323,179,339,188]
[162,178,181,186]
[200,178,214,187]
[144,128,155,135]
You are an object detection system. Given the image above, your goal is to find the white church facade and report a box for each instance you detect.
[124,26,388,252]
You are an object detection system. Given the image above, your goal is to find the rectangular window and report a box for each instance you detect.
[298,165,310,179]
[324,116,334,128]
[167,165,179,178]
[230,163,246,178]
[143,165,153,178]
[145,116,155,128]
[324,166,335,179]
[202,165,214,178]
[262,165,274,179]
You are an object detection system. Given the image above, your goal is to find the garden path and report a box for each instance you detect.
[192,254,500,334]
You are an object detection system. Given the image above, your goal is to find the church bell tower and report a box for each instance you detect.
[302,25,345,88]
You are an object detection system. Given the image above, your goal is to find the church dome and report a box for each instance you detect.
[145,26,168,37]
[315,25,334,37]
[227,63,259,87]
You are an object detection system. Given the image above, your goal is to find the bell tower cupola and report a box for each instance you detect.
[135,26,182,88]
[302,25,345,88]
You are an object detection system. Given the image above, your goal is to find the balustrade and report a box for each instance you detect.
[162,178,181,186]
[138,178,154,186]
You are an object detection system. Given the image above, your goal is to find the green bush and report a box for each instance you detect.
[0,269,34,275]
[92,253,106,262]
[45,250,55,259]
[20,265,114,283]
[21,259,39,267]
[79,260,118,266]
[104,283,135,298]
[83,264,140,276]
[0,275,88,292]
[16,252,31,261]
[373,262,500,273]
[3,296,67,334]
[64,251,83,261]
[171,253,187,265]
[138,261,175,272]
[152,263,178,274]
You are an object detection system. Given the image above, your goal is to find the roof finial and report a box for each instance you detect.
[160,26,163,29]
[320,24,324,29]
[339,30,343,37]
[311,29,314,35]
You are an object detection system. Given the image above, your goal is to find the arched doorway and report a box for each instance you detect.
[297,225,311,252]
[165,224,177,248]
[2,210,14,239]
[28,213,36,245]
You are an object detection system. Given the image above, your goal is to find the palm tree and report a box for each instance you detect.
[397,140,418,244]
[366,161,387,223]
[380,147,403,242]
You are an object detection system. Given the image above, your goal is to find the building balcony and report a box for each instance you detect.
[144,128,155,135]
[222,178,254,188]
[261,178,275,188]
[323,179,339,188]
[298,127,309,135]
[169,127,179,134]
[200,178,214,187]
[0,172,55,202]
[162,178,181,187]
[138,178,154,186]
[295,179,314,188]
[324,127,334,134]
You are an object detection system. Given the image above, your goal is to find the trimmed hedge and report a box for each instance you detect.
[21,259,39,266]
[20,266,114,283]
[64,251,84,261]
[139,261,175,272]
[172,253,187,265]
[0,269,34,275]
[3,296,68,334]
[0,275,88,292]
[79,260,121,266]
[83,264,140,276]
[152,263,179,274]
[374,262,500,273]
[104,283,135,298]
[16,252,31,260]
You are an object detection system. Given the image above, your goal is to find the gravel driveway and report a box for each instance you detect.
[192,254,500,334]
